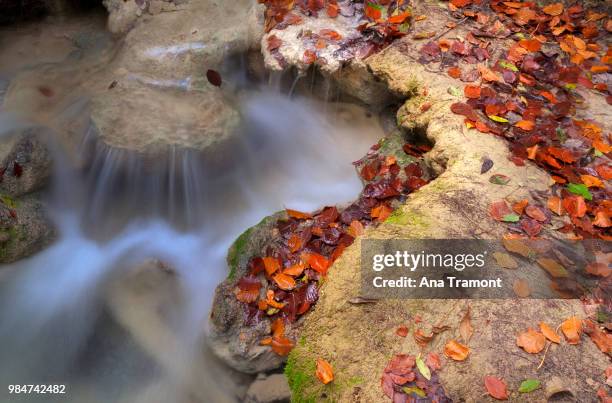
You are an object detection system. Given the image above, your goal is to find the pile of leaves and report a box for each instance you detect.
[261,0,414,68]
[414,0,611,346]
[381,353,451,402]
[417,0,611,242]
[234,137,433,355]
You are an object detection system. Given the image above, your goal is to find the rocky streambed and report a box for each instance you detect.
[0,1,610,403]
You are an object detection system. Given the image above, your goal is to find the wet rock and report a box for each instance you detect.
[3,0,264,162]
[105,258,253,403]
[0,130,52,197]
[103,0,142,35]
[245,373,290,403]
[209,214,288,374]
[0,193,54,263]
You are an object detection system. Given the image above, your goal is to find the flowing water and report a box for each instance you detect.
[0,10,386,403]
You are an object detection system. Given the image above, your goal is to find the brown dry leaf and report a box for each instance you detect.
[513,279,531,297]
[537,258,569,278]
[516,328,546,353]
[561,316,582,344]
[414,328,434,347]
[348,220,365,238]
[547,196,565,215]
[444,340,470,361]
[493,252,518,269]
[315,358,334,384]
[540,322,561,343]
[542,2,563,16]
[459,306,473,343]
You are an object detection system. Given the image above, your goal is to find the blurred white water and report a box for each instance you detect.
[0,83,384,402]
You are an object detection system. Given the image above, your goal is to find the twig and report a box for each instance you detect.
[434,17,469,41]
[537,341,551,370]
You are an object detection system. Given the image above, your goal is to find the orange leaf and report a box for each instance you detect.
[372,204,393,221]
[263,257,281,275]
[286,208,312,219]
[484,376,509,400]
[315,358,334,384]
[326,3,339,18]
[283,262,306,277]
[513,279,531,297]
[560,316,582,344]
[388,10,411,24]
[581,174,604,188]
[515,120,535,131]
[396,325,409,337]
[539,322,560,343]
[591,65,610,74]
[519,39,541,52]
[542,2,563,16]
[526,144,538,160]
[271,335,294,355]
[593,211,611,228]
[365,4,382,20]
[479,65,502,82]
[525,205,547,222]
[516,328,546,353]
[288,234,304,253]
[266,290,285,309]
[348,220,365,237]
[562,196,587,218]
[513,199,529,215]
[585,262,611,277]
[464,85,481,99]
[273,272,296,290]
[303,50,317,64]
[547,196,565,215]
[301,252,330,275]
[444,340,470,361]
[448,66,462,78]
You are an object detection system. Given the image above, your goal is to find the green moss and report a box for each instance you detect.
[0,226,19,261]
[227,226,253,280]
[285,347,318,403]
[0,194,17,209]
[385,208,430,229]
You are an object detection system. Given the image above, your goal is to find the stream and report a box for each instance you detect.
[0,9,386,403]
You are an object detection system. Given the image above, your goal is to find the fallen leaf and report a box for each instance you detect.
[513,279,531,297]
[464,85,481,98]
[286,209,313,219]
[518,379,541,393]
[490,174,511,185]
[206,69,222,87]
[396,325,409,337]
[273,272,296,290]
[540,322,560,343]
[525,205,547,222]
[542,3,563,16]
[315,358,334,384]
[425,352,442,371]
[481,158,494,174]
[460,306,474,343]
[537,258,569,278]
[444,340,470,361]
[484,376,509,400]
[547,196,565,215]
[493,252,518,269]
[561,316,582,344]
[416,355,431,380]
[516,328,546,353]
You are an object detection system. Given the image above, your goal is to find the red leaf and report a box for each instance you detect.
[206,69,222,87]
[489,200,511,221]
[484,376,509,400]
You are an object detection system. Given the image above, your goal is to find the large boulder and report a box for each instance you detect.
[2,0,264,163]
[0,193,54,263]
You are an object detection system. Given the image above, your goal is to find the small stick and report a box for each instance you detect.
[434,17,469,41]
[537,341,551,370]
